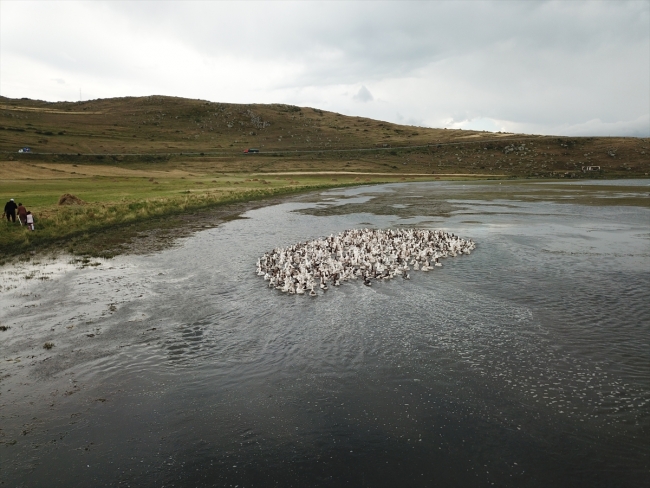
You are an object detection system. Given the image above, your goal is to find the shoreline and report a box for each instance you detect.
[0,184,344,263]
[0,172,513,263]
[2,176,649,265]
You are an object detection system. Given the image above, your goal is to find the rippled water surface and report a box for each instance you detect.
[1,181,649,487]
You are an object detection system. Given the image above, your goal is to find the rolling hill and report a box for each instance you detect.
[1,95,648,178]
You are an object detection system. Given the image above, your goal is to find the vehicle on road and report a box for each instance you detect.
[243,148,259,154]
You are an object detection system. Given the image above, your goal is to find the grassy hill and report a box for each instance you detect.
[1,95,648,178]
[0,95,504,154]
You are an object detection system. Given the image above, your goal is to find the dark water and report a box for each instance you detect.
[1,181,649,487]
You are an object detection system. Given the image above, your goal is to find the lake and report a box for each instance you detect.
[1,180,649,487]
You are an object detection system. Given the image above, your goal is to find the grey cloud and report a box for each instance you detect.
[99,1,648,86]
[1,1,647,136]
[353,86,373,102]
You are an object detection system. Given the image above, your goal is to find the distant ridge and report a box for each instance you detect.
[1,95,648,178]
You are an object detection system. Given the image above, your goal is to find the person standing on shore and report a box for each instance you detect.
[17,202,27,225]
[26,211,35,231]
[3,198,17,222]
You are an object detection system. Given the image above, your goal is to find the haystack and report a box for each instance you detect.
[58,193,86,205]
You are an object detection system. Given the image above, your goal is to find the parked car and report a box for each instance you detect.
[18,147,31,153]
[243,148,259,154]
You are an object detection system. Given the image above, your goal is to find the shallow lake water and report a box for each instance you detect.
[1,180,649,487]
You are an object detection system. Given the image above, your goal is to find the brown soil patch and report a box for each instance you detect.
[0,162,68,180]
[35,163,192,179]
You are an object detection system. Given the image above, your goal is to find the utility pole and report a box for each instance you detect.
[79,88,82,102]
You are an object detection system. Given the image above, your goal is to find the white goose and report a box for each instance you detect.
[256,228,475,297]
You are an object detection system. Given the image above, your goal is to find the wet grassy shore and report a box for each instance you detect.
[0,164,453,260]
[2,161,649,262]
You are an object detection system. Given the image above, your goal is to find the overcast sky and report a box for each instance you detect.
[1,1,648,136]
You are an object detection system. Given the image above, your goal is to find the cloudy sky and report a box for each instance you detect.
[1,1,648,136]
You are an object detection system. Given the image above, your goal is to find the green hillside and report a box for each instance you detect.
[1,95,647,178]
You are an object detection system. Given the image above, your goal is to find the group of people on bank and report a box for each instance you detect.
[3,199,35,230]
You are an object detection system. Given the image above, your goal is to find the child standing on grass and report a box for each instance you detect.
[26,211,34,231]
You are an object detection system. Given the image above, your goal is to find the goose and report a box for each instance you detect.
[256,228,475,296]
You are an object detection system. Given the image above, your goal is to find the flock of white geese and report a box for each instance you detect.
[256,228,476,296]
